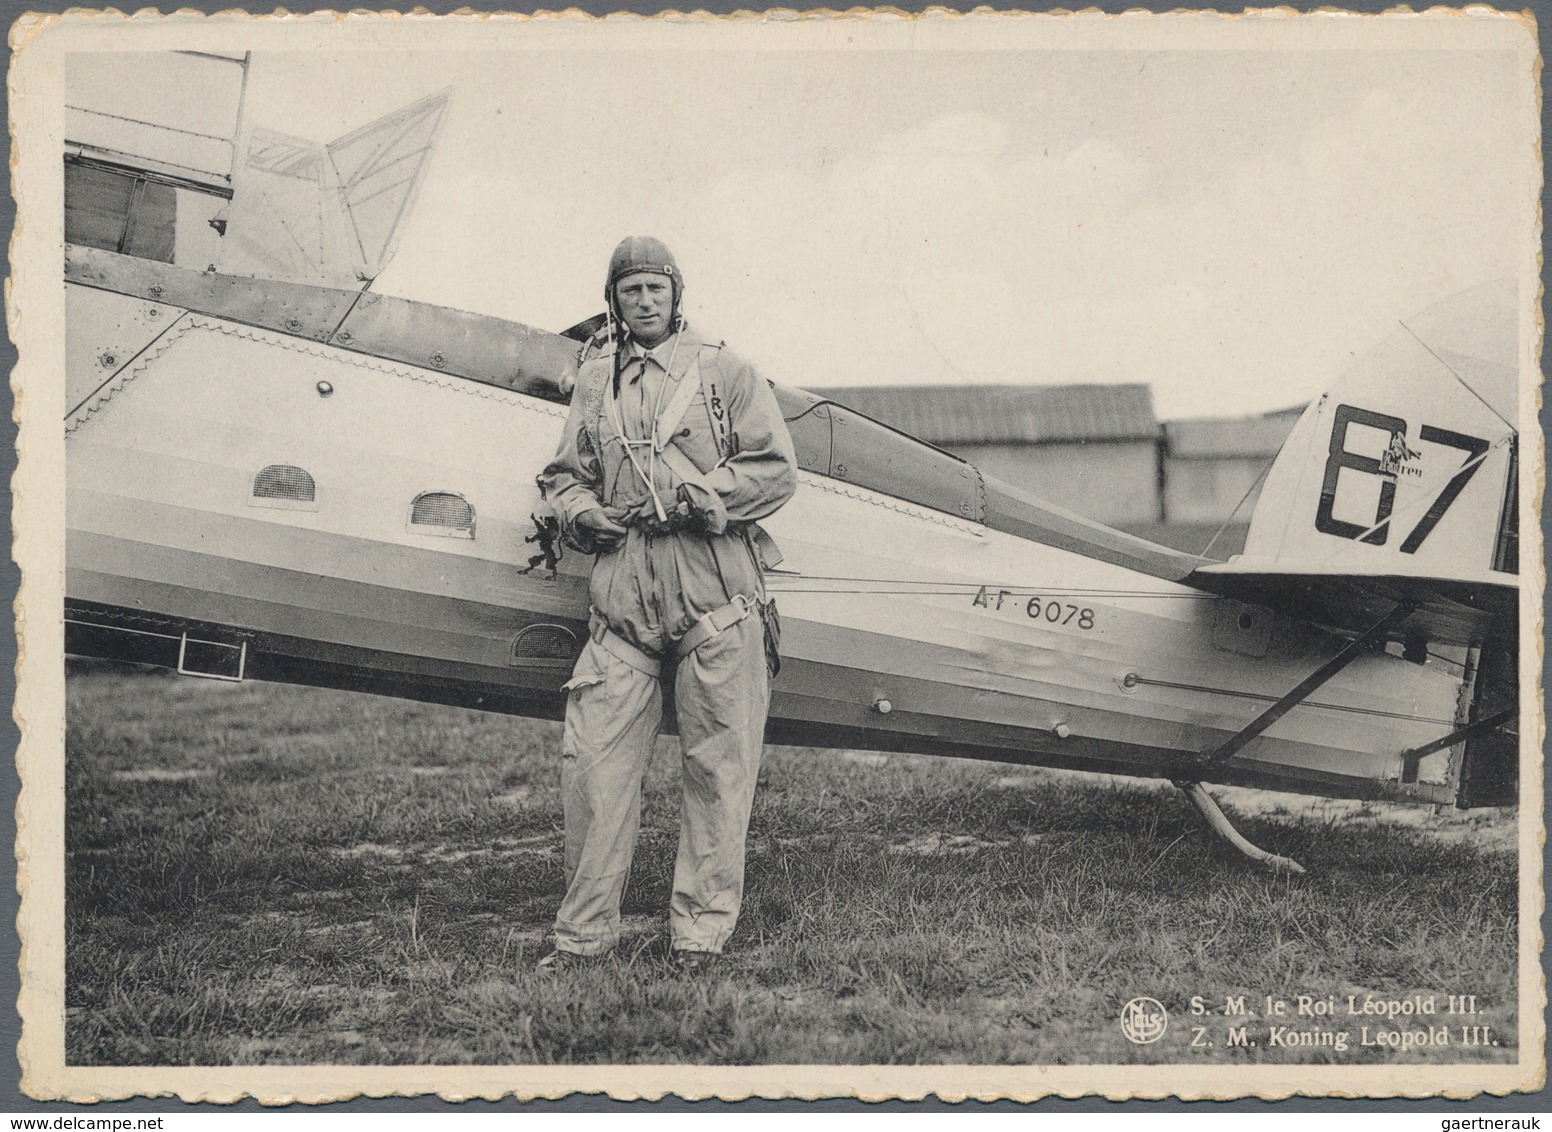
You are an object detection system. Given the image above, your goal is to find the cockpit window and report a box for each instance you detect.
[65,158,228,269]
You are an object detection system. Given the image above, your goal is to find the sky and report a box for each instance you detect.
[72,24,1538,420]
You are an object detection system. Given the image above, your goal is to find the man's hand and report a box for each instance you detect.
[607,495,705,537]
[575,507,628,551]
[638,500,699,536]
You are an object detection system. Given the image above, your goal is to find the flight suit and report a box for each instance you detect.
[538,324,798,955]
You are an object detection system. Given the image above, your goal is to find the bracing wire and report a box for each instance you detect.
[760,574,1217,599]
[1398,320,1517,435]
[1200,454,1277,559]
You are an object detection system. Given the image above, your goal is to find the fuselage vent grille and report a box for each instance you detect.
[410,491,475,537]
[253,464,316,502]
[511,623,579,667]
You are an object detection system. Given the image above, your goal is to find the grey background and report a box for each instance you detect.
[6,0,1548,1114]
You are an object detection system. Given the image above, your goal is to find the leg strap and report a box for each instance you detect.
[587,596,754,675]
[674,595,752,661]
[589,615,663,678]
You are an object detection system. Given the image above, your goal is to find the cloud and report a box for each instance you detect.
[367,54,1526,422]
[670,87,1522,420]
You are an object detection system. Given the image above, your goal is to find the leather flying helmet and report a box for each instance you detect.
[606,236,682,319]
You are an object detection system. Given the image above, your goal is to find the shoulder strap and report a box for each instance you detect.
[578,357,610,452]
[653,356,703,454]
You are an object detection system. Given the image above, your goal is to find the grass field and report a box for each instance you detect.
[64,661,1519,1067]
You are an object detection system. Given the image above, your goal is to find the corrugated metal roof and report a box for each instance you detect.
[1164,407,1305,459]
[807,383,1159,445]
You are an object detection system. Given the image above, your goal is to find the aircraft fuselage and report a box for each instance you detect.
[63,246,1487,806]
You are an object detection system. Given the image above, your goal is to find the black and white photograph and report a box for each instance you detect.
[10,7,1542,1101]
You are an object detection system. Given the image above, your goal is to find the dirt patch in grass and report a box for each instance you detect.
[109,767,214,783]
[65,665,1519,1067]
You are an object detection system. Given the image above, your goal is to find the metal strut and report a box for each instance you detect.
[1168,604,1414,875]
[1399,707,1515,783]
[1175,781,1307,875]
[1201,602,1414,766]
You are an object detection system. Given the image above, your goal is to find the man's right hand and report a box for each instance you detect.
[575,507,629,551]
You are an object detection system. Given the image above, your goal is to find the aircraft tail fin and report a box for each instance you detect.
[1189,281,1520,648]
[1235,280,1519,585]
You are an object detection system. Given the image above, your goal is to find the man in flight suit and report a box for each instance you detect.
[537,236,798,966]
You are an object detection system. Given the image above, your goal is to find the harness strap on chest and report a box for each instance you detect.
[653,356,703,453]
[585,344,730,460]
[656,414,785,569]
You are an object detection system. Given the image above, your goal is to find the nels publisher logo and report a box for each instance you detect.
[1120,997,1168,1044]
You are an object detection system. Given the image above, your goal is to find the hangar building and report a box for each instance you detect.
[808,384,1302,557]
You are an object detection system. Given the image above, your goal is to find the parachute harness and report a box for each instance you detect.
[604,314,685,524]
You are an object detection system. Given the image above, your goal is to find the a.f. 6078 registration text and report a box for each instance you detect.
[971,585,1095,631]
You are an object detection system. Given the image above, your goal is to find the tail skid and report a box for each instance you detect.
[1177,782,1307,874]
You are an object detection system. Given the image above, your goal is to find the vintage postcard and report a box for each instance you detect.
[8,6,1543,1103]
